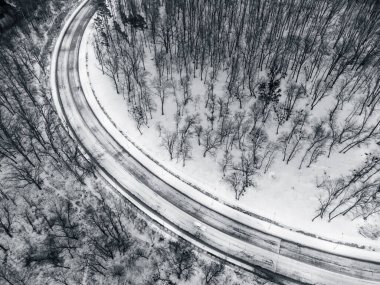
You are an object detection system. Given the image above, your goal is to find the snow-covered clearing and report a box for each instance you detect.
[80,20,380,249]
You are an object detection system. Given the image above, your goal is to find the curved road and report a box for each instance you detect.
[51,1,380,284]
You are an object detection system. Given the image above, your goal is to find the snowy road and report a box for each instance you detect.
[51,1,380,284]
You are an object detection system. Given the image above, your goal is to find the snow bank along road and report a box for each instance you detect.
[51,1,380,284]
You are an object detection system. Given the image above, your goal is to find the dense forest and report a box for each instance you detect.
[94,0,380,221]
[0,1,269,284]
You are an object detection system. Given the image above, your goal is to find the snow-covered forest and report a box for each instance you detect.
[0,1,264,284]
[1,0,380,283]
[93,0,380,226]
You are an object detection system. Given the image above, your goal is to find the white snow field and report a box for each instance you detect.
[80,18,380,251]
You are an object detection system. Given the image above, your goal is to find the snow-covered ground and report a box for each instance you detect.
[80,20,380,249]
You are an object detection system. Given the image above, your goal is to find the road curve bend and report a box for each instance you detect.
[51,1,380,284]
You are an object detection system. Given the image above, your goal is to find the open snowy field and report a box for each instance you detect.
[81,19,380,249]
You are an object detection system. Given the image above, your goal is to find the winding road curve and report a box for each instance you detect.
[51,1,380,284]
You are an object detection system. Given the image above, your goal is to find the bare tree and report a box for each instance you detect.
[161,130,178,160]
[8,162,43,190]
[309,78,332,110]
[202,128,220,157]
[284,83,305,120]
[226,152,256,200]
[194,125,203,146]
[279,110,308,163]
[259,142,279,174]
[313,154,380,221]
[219,149,233,177]
[168,240,197,281]
[201,261,225,285]
[247,127,268,165]
[152,77,170,115]
[273,103,287,134]
[178,136,192,167]
[299,121,330,169]
[0,202,14,238]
